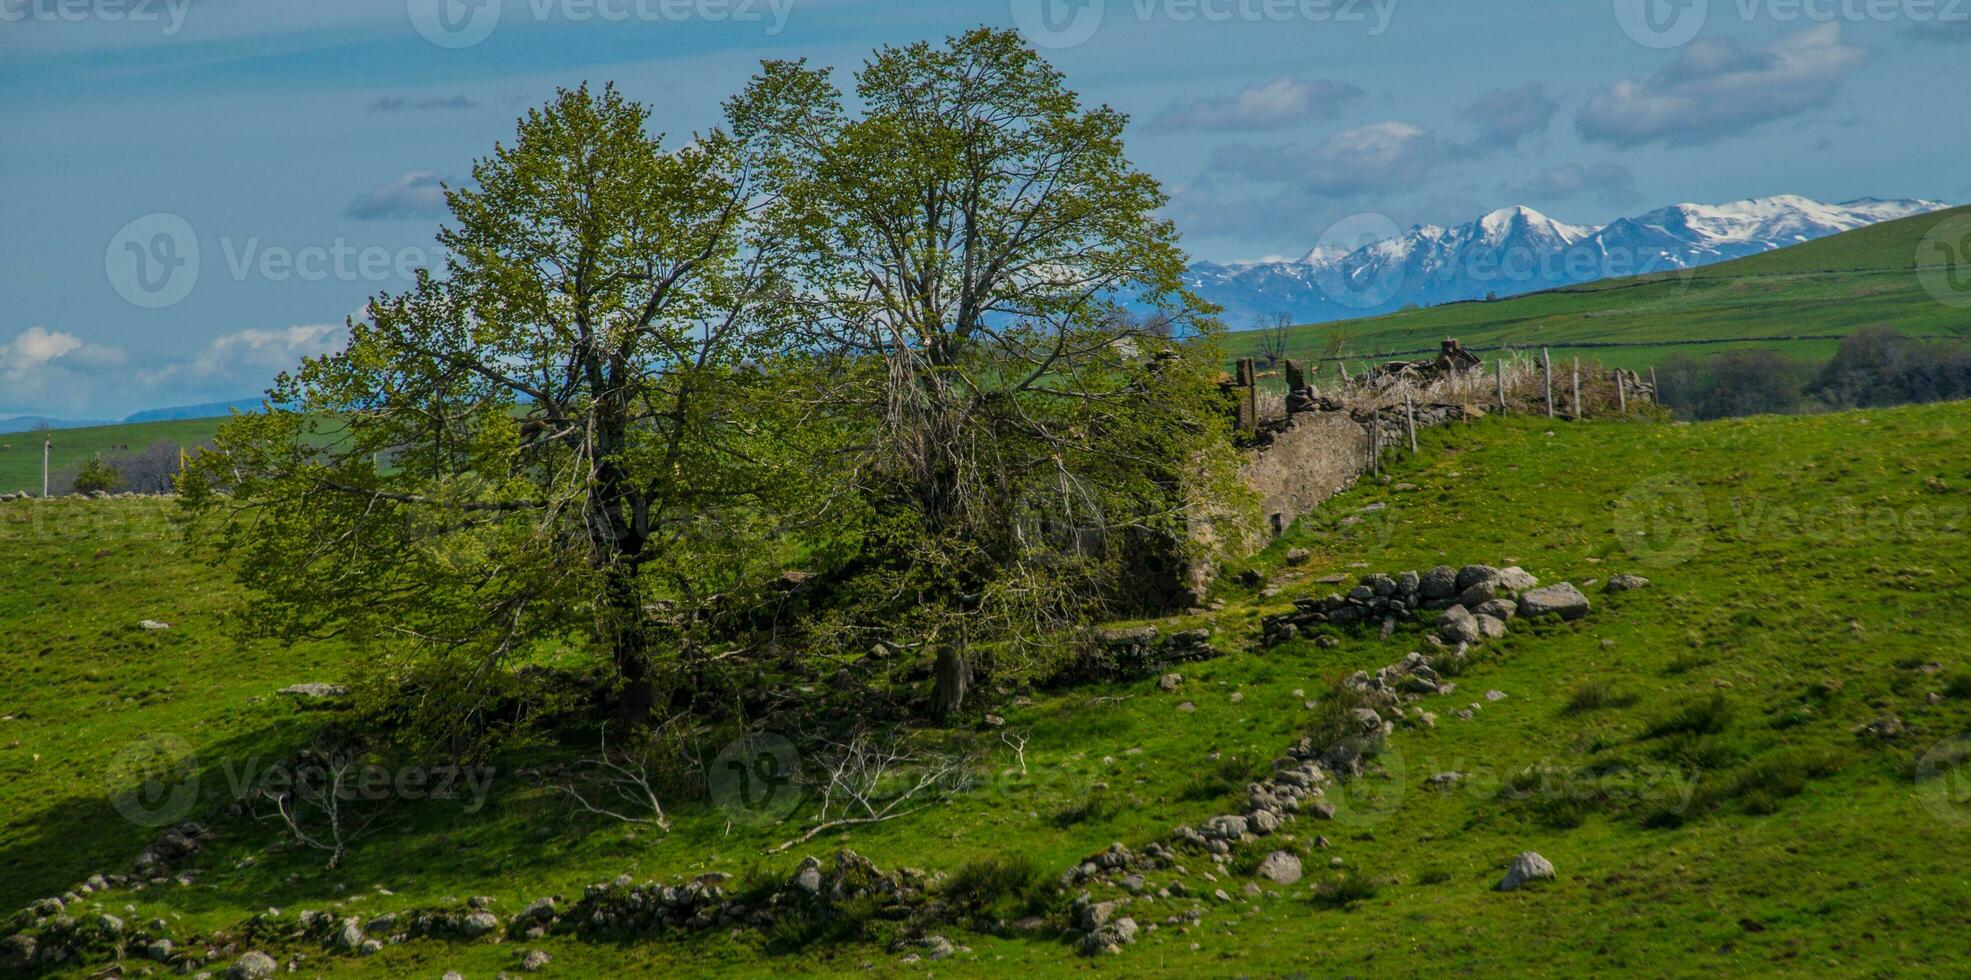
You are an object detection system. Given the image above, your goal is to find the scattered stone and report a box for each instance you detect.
[227,951,278,980]
[522,949,552,971]
[1517,583,1591,621]
[459,911,500,938]
[1484,690,1506,702]
[1228,691,1244,704]
[1176,701,1196,713]
[1254,851,1302,885]
[1427,772,1465,786]
[1605,574,1651,593]
[1158,673,1183,692]
[138,620,172,631]
[1284,548,1310,565]
[1497,851,1556,892]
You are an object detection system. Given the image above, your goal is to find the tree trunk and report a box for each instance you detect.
[931,646,972,721]
[605,560,656,723]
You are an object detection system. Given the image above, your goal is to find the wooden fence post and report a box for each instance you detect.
[1495,358,1507,414]
[1572,357,1582,420]
[1649,366,1659,405]
[1617,371,1628,415]
[1542,348,1554,418]
[1404,388,1418,454]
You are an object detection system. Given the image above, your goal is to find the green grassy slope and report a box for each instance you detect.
[0,418,227,493]
[5,401,1971,976]
[1224,204,1971,372]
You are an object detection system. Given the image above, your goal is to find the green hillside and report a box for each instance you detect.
[1227,204,1971,373]
[5,401,1970,976]
[0,418,227,494]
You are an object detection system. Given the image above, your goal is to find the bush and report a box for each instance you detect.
[944,855,1053,917]
[71,455,123,495]
[1312,870,1379,909]
[1655,350,1813,420]
[1051,791,1118,828]
[1642,693,1735,739]
[1178,754,1258,802]
[1562,678,1638,715]
[1808,326,1971,409]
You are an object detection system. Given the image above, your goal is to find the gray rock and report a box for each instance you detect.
[1248,809,1280,835]
[1420,565,1459,599]
[1158,673,1183,692]
[1497,851,1556,891]
[1457,580,1502,609]
[1473,598,1517,621]
[334,918,363,951]
[227,951,278,980]
[459,910,500,938]
[1605,574,1651,593]
[1517,583,1591,621]
[1254,851,1303,885]
[1455,565,1501,592]
[1474,614,1508,640]
[138,620,172,631]
[1204,814,1249,839]
[1497,566,1539,591]
[793,859,823,896]
[522,949,552,971]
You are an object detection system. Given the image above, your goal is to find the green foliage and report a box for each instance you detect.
[1641,694,1736,740]
[1562,678,1639,715]
[943,855,1054,918]
[1312,869,1380,909]
[1178,754,1258,802]
[70,455,122,495]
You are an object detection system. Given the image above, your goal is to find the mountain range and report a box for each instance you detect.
[1188,195,1949,327]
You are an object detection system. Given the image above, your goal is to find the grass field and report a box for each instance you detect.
[0,418,226,495]
[5,398,1970,975]
[1223,204,1971,374]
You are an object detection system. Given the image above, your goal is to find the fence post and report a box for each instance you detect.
[1572,357,1582,420]
[1617,371,1628,415]
[1542,348,1554,419]
[43,438,51,499]
[1404,388,1418,454]
[1495,358,1507,414]
[1649,366,1659,405]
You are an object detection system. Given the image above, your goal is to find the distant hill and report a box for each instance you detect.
[122,397,269,423]
[1225,203,1971,373]
[0,416,112,435]
[1191,195,1948,327]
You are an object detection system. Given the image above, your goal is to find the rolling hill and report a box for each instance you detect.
[4,400,1969,975]
[1223,203,1971,374]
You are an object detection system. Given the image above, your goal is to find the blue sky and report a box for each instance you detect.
[3,0,1968,418]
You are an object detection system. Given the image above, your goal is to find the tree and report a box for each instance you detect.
[184,84,795,739]
[731,29,1230,718]
[72,454,123,495]
[1257,311,1292,367]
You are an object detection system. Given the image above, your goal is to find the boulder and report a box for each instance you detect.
[1474,615,1508,640]
[1254,851,1303,885]
[279,683,349,701]
[1473,598,1517,621]
[1158,673,1183,692]
[1517,583,1591,621]
[1605,574,1651,593]
[1455,564,1501,592]
[459,911,500,938]
[1419,565,1459,600]
[522,949,553,971]
[1496,567,1539,591]
[1497,851,1556,891]
[227,951,278,980]
[1456,580,1502,609]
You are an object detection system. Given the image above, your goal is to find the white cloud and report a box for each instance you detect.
[344,170,450,221]
[1577,25,1869,148]
[138,324,347,390]
[1215,122,1443,197]
[1152,76,1364,131]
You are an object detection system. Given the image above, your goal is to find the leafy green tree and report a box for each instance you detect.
[730,28,1234,717]
[185,84,796,737]
[72,454,123,495]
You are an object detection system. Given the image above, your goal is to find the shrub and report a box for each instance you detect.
[71,455,123,495]
[1312,870,1379,909]
[1562,678,1638,716]
[944,855,1053,917]
[1642,693,1735,739]
[1943,674,1971,700]
[1178,754,1258,802]
[1051,791,1118,828]
[1655,350,1813,420]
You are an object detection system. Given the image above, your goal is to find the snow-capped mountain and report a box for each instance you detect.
[1189,195,1948,327]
